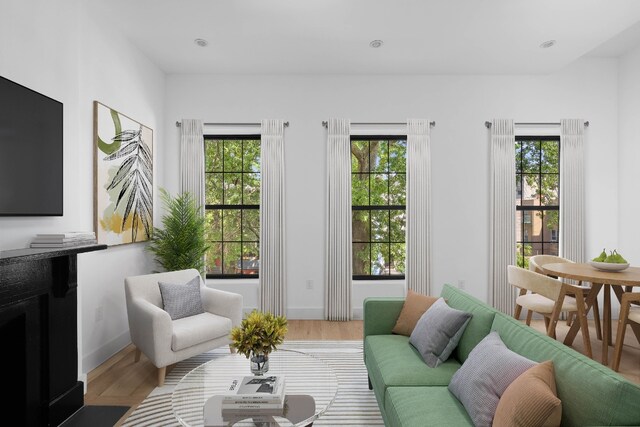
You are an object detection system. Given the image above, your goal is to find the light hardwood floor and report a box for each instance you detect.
[87,319,639,426]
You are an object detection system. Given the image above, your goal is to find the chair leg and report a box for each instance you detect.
[514,303,523,321]
[574,291,592,359]
[544,316,551,332]
[612,300,631,372]
[592,297,602,340]
[158,366,167,387]
[526,310,533,326]
[566,312,574,326]
[134,348,141,363]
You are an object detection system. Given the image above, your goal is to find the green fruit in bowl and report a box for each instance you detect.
[593,248,607,262]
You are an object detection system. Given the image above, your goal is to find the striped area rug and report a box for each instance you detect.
[122,341,383,426]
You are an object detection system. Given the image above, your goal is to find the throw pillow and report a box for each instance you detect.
[158,275,205,320]
[408,298,472,367]
[448,331,537,427]
[493,360,562,427]
[392,290,439,336]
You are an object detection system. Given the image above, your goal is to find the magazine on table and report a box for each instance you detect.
[220,375,285,406]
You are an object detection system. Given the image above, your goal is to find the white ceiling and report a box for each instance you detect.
[87,0,640,75]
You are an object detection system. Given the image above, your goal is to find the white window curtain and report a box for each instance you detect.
[560,119,585,263]
[489,119,516,314]
[179,119,205,215]
[405,119,432,295]
[260,119,287,316]
[325,118,352,321]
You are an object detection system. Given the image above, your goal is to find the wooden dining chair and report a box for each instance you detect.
[508,265,593,358]
[529,254,602,340]
[612,291,640,372]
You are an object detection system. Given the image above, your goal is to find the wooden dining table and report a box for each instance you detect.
[540,262,640,366]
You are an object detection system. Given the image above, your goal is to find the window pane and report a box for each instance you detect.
[542,212,559,242]
[242,209,260,242]
[223,173,242,204]
[223,140,242,171]
[352,210,370,242]
[516,243,533,269]
[540,175,559,206]
[222,243,241,274]
[206,242,223,275]
[244,139,260,172]
[371,210,389,242]
[351,140,370,172]
[389,173,406,205]
[205,210,222,242]
[389,139,406,173]
[390,242,405,274]
[205,140,223,172]
[521,140,540,173]
[240,242,259,275]
[371,243,390,275]
[515,210,523,241]
[370,173,389,205]
[515,141,522,173]
[390,210,405,242]
[522,174,540,206]
[541,140,559,173]
[352,174,369,205]
[205,173,223,205]
[371,140,389,173]
[244,172,260,205]
[546,243,559,256]
[222,209,241,241]
[353,243,370,275]
[523,210,543,242]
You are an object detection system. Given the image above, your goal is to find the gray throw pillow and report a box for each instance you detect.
[448,331,537,427]
[158,275,205,320]
[409,297,472,367]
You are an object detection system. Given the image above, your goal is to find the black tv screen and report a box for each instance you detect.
[0,76,63,216]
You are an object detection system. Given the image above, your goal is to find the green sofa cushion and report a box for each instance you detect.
[440,284,496,363]
[385,386,473,427]
[492,312,640,427]
[365,335,461,406]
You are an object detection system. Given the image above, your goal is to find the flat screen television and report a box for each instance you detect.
[0,75,63,216]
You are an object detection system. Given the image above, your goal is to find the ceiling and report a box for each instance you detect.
[87,0,640,75]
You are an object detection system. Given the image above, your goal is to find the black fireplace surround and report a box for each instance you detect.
[0,244,106,426]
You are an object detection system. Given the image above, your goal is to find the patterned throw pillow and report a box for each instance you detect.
[409,298,472,367]
[448,331,537,427]
[158,275,205,320]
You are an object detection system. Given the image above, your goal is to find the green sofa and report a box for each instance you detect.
[363,284,640,426]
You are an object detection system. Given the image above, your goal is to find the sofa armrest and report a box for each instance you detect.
[363,297,405,338]
[201,287,243,328]
[127,298,173,366]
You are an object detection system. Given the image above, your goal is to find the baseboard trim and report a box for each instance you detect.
[82,330,131,376]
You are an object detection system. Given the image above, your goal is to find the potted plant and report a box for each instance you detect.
[146,188,209,272]
[230,310,288,375]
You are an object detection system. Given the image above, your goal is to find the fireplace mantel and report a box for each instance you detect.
[0,244,107,426]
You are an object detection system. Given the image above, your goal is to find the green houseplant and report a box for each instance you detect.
[146,188,209,272]
[230,310,288,375]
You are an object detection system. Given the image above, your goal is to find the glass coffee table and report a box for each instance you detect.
[172,349,339,426]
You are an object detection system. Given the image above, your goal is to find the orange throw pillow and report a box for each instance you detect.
[493,360,562,427]
[392,290,438,336]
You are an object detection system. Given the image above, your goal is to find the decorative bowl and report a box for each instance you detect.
[588,261,630,272]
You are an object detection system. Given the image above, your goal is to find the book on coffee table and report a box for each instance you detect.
[220,375,285,408]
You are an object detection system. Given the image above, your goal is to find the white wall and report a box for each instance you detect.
[0,0,165,377]
[618,45,640,267]
[163,58,619,318]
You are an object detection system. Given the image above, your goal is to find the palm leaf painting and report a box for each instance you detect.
[94,101,153,245]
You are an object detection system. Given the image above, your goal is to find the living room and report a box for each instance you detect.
[2,0,640,426]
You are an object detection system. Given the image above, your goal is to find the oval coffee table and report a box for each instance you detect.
[172,349,339,426]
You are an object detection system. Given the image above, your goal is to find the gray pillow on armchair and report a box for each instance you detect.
[158,275,205,320]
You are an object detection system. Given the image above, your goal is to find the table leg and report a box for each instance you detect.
[603,284,611,366]
[564,283,602,346]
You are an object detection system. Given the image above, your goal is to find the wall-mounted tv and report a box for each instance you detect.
[0,75,63,216]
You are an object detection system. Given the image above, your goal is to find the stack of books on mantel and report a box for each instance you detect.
[221,375,285,411]
[30,232,97,248]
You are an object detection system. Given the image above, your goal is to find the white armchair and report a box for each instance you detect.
[124,269,243,385]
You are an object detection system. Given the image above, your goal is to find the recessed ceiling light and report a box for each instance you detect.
[369,40,384,48]
[194,38,208,47]
[539,40,556,49]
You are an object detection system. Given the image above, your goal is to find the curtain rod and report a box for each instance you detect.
[176,121,289,127]
[484,121,589,129]
[321,121,435,128]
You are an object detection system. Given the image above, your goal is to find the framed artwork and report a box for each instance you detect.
[94,101,153,245]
